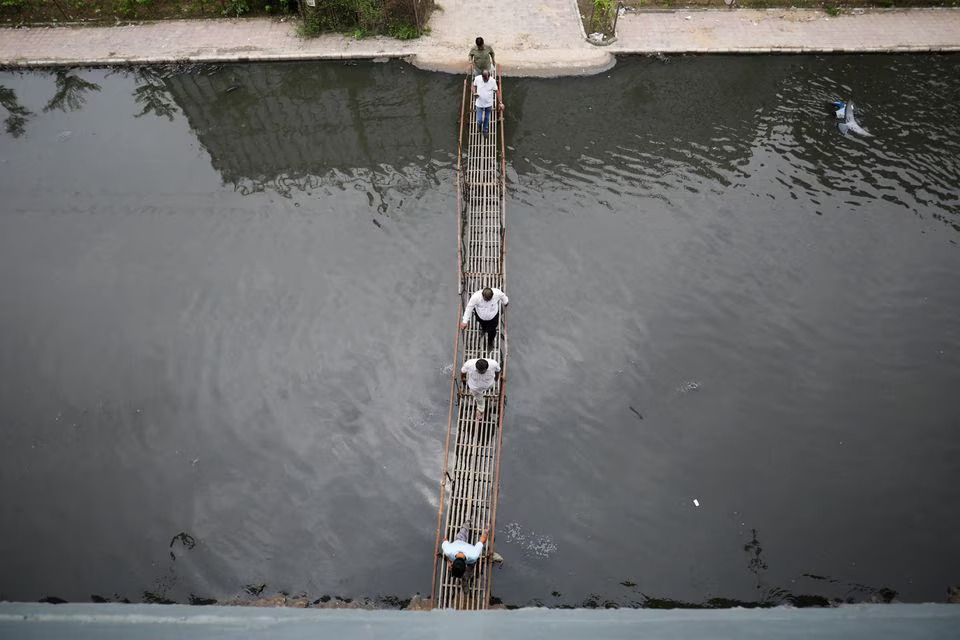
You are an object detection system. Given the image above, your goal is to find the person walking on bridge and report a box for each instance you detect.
[441,523,490,583]
[460,286,508,350]
[472,69,499,136]
[460,357,501,418]
[469,36,496,77]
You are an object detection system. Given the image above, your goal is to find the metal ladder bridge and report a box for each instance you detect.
[430,72,508,610]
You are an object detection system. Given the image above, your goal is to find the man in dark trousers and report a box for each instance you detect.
[460,286,509,350]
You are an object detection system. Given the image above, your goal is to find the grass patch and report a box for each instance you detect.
[0,0,433,40]
[0,0,294,24]
[298,0,432,39]
[388,21,420,39]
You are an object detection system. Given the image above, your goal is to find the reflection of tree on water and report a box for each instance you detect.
[0,85,32,137]
[743,528,789,605]
[43,70,101,112]
[232,165,435,218]
[161,61,457,193]
[581,528,902,610]
[132,67,179,121]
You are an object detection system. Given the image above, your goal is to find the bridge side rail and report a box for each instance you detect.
[431,68,508,610]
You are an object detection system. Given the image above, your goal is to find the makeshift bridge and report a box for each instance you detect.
[430,72,508,610]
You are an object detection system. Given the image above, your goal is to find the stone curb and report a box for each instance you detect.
[5,44,956,72]
[2,8,959,75]
[612,46,960,54]
[0,52,414,69]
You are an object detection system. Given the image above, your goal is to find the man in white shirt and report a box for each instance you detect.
[472,69,500,136]
[440,524,489,583]
[460,357,501,418]
[460,287,509,350]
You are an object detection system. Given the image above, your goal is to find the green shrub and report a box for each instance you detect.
[221,0,250,16]
[116,0,137,17]
[388,21,419,39]
[357,0,381,31]
[299,0,430,39]
[299,0,357,35]
[590,0,616,35]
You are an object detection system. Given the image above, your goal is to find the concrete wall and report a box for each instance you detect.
[1,602,958,639]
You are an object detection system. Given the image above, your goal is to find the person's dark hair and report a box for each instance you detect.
[476,37,484,48]
[451,557,467,578]
[482,287,493,300]
[476,359,488,373]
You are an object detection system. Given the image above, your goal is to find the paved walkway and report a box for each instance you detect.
[1,4,959,76]
[612,7,960,55]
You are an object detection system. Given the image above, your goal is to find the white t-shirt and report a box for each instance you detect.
[442,539,484,564]
[473,75,497,109]
[461,358,501,391]
[462,288,509,323]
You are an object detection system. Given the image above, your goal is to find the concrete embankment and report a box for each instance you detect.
[1,5,959,76]
[1,602,960,638]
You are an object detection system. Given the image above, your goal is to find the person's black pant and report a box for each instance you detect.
[475,311,499,346]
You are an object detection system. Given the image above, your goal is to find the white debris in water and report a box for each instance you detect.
[503,522,557,559]
[677,381,701,394]
[57,130,72,142]
[693,499,700,507]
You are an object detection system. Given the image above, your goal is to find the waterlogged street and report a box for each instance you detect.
[1,57,958,606]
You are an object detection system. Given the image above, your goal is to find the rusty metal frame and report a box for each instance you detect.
[432,64,507,610]
[487,67,508,599]
[430,75,469,604]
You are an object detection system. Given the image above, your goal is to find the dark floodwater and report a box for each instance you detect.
[1,56,959,607]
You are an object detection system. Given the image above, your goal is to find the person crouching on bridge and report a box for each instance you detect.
[460,286,509,351]
[442,524,490,584]
[472,69,500,137]
[461,357,501,419]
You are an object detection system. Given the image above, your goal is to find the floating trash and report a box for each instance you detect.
[677,381,701,394]
[503,522,557,559]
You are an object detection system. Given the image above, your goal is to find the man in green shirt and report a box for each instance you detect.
[469,36,495,77]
